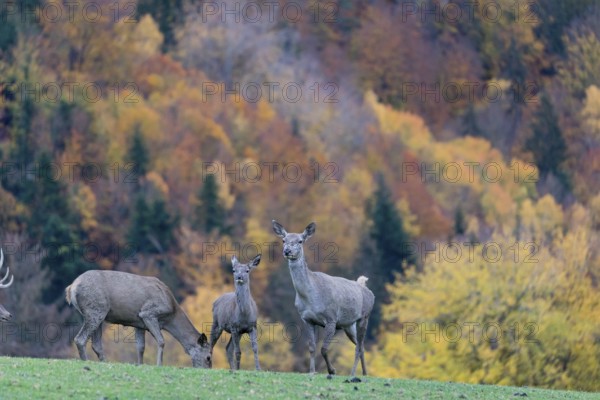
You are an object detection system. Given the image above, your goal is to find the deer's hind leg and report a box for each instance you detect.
[351,316,369,376]
[344,324,358,345]
[135,328,146,365]
[91,325,105,361]
[74,313,106,361]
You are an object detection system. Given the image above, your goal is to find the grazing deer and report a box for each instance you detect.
[0,249,14,322]
[65,270,211,368]
[272,220,374,376]
[210,254,261,371]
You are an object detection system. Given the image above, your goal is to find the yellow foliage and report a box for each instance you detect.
[70,184,98,232]
[372,217,600,390]
[396,197,421,237]
[581,85,600,143]
[518,195,564,242]
[367,94,536,233]
[146,171,170,199]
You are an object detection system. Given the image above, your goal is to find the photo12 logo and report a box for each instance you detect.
[0,81,139,104]
[195,1,339,24]
[201,161,340,184]
[200,241,339,264]
[1,1,138,24]
[201,82,338,104]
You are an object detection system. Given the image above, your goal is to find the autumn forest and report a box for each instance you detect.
[1,0,600,392]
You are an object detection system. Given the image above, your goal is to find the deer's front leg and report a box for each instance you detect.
[139,313,165,366]
[249,327,261,371]
[321,322,337,375]
[304,321,317,374]
[231,330,242,370]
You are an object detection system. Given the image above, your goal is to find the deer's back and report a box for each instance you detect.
[70,270,176,328]
[301,271,372,327]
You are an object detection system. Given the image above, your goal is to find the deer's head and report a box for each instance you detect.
[232,254,261,286]
[0,249,14,322]
[272,220,315,261]
[190,333,212,368]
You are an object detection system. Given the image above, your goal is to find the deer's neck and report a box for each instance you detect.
[287,257,313,298]
[164,307,199,354]
[234,282,253,317]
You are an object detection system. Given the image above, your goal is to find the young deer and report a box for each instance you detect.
[272,220,374,376]
[0,249,14,322]
[66,270,212,368]
[210,254,261,371]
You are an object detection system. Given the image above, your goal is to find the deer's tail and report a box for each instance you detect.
[65,285,72,305]
[357,276,369,287]
[65,283,80,312]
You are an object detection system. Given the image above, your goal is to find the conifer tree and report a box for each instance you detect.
[525,94,567,180]
[194,174,227,235]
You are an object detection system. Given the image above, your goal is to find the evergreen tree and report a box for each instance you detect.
[534,0,597,56]
[454,206,466,236]
[194,174,227,235]
[128,195,178,254]
[27,153,90,302]
[50,101,74,152]
[150,197,179,252]
[0,13,17,55]
[127,194,179,254]
[461,103,482,137]
[504,38,528,105]
[128,195,152,252]
[361,175,415,338]
[525,94,568,180]
[127,126,150,183]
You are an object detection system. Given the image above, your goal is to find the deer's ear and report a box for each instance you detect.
[303,222,316,240]
[249,254,261,269]
[231,255,239,268]
[272,220,287,238]
[198,333,208,347]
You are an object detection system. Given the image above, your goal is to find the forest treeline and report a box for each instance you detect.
[1,0,600,391]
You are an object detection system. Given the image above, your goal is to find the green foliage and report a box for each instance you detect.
[363,175,415,337]
[525,94,568,180]
[50,101,75,152]
[0,16,17,54]
[128,195,178,254]
[127,126,150,182]
[535,0,598,55]
[454,207,466,236]
[19,153,90,302]
[194,174,228,235]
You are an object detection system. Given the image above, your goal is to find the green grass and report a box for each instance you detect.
[0,357,599,399]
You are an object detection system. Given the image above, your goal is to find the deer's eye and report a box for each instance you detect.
[299,240,303,244]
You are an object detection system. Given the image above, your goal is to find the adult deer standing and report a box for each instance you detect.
[272,220,374,376]
[66,270,212,368]
[210,254,261,370]
[0,249,14,322]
